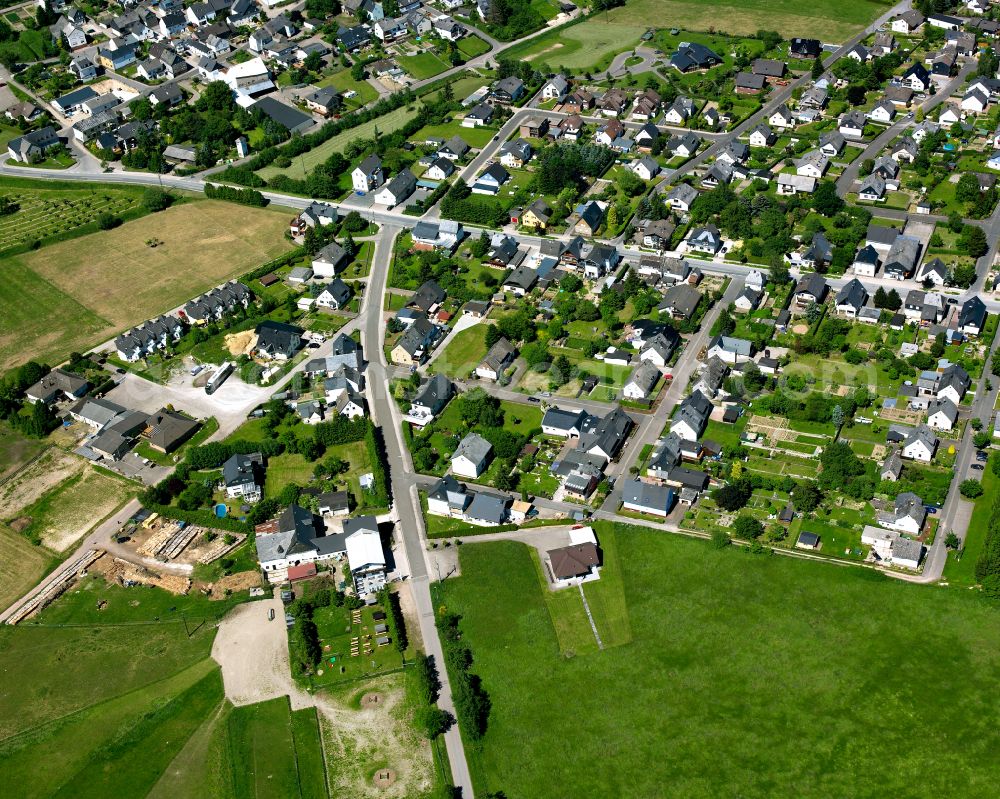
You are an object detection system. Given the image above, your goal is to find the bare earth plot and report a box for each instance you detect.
[29,467,135,552]
[0,200,293,370]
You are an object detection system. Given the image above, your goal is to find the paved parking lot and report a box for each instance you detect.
[105,371,269,438]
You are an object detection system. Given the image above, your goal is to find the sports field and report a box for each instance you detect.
[438,523,1000,798]
[0,200,292,370]
[504,0,891,69]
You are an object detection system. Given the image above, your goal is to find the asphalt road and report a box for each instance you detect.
[362,225,475,795]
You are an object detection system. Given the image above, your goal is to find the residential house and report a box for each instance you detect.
[878,492,928,535]
[315,279,352,311]
[451,432,493,477]
[670,41,721,72]
[411,219,463,252]
[24,368,89,405]
[685,224,722,255]
[768,104,794,130]
[622,478,676,516]
[390,317,440,365]
[255,321,303,360]
[492,76,525,104]
[623,362,661,401]
[835,279,868,318]
[476,338,517,381]
[670,390,712,441]
[892,9,925,33]
[794,273,829,307]
[409,374,454,423]
[658,284,702,321]
[959,296,988,336]
[312,242,348,278]
[667,183,699,212]
[222,452,264,502]
[883,235,921,280]
[901,424,938,462]
[373,168,416,207]
[927,397,959,430]
[706,335,752,365]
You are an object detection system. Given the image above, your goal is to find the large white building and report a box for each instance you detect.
[344,516,386,594]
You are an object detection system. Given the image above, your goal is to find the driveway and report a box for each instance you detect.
[211,595,314,710]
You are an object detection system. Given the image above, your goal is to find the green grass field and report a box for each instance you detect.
[398,49,452,80]
[258,106,419,181]
[412,120,497,149]
[227,698,326,799]
[430,324,488,378]
[0,199,292,371]
[317,69,379,107]
[438,523,1000,798]
[504,0,889,70]
[945,467,996,587]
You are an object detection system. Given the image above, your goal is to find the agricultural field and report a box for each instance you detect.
[9,465,135,551]
[0,178,148,254]
[0,200,293,371]
[258,106,419,181]
[506,0,889,71]
[226,698,327,799]
[0,559,440,798]
[439,524,1000,798]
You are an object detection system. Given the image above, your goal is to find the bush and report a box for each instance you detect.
[960,479,984,499]
[141,188,172,212]
[96,212,122,230]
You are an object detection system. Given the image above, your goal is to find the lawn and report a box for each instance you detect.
[317,68,379,107]
[945,466,996,587]
[438,522,1000,798]
[457,34,490,59]
[308,597,411,687]
[227,697,325,799]
[0,200,293,371]
[501,17,646,71]
[429,324,488,378]
[412,119,497,149]
[258,105,419,181]
[398,49,452,81]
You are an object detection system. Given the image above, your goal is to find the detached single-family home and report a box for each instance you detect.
[623,362,661,401]
[451,432,493,478]
[706,335,752,365]
[667,183,699,212]
[374,168,416,207]
[835,279,868,318]
[685,224,723,255]
[901,424,938,462]
[476,338,517,380]
[927,397,959,431]
[351,155,385,194]
[622,478,675,517]
[223,452,264,502]
[959,296,988,336]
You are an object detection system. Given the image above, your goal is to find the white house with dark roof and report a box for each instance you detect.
[451,432,493,478]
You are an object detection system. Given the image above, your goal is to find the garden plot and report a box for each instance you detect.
[745,415,828,456]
